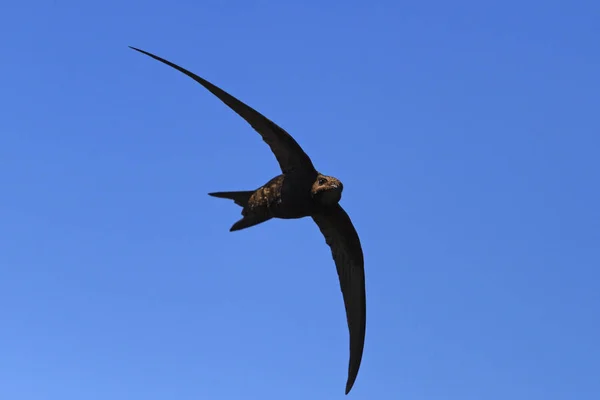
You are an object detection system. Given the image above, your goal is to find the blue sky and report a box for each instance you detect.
[1,1,599,399]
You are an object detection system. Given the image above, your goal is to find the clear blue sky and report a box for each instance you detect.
[1,1,599,399]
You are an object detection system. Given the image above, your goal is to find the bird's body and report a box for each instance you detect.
[130,46,366,395]
[210,171,343,231]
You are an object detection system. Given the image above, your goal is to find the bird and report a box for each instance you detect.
[129,46,366,395]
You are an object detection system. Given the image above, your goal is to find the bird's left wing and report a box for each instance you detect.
[311,204,366,394]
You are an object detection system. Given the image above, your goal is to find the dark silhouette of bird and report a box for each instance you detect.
[130,46,366,395]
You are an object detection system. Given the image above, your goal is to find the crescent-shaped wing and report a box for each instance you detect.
[129,46,316,174]
[312,204,366,394]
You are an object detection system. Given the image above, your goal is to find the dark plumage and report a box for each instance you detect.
[130,46,366,394]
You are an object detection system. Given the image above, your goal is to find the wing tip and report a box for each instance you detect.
[128,45,148,56]
[345,379,355,395]
[345,366,360,394]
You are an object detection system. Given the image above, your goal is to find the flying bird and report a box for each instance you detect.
[130,46,366,394]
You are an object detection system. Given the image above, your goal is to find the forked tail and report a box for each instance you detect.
[208,191,253,207]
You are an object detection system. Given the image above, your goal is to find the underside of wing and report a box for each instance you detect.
[312,204,366,394]
[130,46,316,174]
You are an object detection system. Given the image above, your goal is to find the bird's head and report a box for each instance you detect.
[312,174,343,206]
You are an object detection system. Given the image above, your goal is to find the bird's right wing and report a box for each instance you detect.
[312,204,366,394]
[130,46,316,174]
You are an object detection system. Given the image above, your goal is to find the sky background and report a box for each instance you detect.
[1,1,599,399]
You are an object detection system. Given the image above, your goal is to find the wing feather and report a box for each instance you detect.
[312,204,366,394]
[129,46,316,174]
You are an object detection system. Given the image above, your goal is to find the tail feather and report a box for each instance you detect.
[208,191,253,207]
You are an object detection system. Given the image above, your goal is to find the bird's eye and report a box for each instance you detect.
[318,177,327,185]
